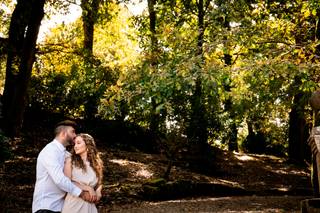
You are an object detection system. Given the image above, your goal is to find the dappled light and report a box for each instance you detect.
[234,154,257,161]
[0,135,313,212]
[109,159,154,179]
[233,152,309,177]
[0,0,318,211]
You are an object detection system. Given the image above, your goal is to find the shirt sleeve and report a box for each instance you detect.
[41,148,82,197]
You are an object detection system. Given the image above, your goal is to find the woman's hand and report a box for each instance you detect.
[96,191,102,202]
[95,185,102,203]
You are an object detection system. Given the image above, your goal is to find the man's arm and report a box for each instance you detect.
[41,150,81,197]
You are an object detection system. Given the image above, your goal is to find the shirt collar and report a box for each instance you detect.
[53,139,66,152]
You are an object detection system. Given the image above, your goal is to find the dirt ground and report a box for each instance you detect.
[104,196,310,212]
[0,136,314,212]
[96,148,312,212]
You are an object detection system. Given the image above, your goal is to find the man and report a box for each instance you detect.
[32,120,96,213]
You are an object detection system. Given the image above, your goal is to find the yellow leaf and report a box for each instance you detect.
[117,79,123,86]
[304,9,310,18]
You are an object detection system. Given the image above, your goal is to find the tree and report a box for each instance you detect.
[2,0,45,137]
[81,0,100,63]
[80,0,102,119]
[31,2,137,119]
[147,0,163,134]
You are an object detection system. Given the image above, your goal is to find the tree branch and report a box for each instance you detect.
[36,42,82,56]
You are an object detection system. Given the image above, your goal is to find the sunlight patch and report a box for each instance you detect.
[109,158,154,179]
[274,187,289,192]
[109,159,130,166]
[135,168,153,178]
[235,154,256,161]
[217,179,243,187]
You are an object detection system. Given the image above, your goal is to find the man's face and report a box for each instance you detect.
[64,126,76,146]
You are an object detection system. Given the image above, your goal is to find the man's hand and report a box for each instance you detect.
[79,190,97,203]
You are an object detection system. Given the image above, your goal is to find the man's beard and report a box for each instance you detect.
[66,135,74,146]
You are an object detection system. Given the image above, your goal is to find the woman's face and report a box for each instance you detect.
[74,136,87,155]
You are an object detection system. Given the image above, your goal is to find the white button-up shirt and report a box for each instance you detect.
[32,139,81,213]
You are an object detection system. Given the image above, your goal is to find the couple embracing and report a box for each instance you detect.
[32,120,104,213]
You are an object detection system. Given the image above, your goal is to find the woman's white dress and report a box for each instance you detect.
[62,160,98,213]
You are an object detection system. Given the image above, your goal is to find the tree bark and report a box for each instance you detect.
[81,0,99,63]
[2,0,45,137]
[148,0,157,58]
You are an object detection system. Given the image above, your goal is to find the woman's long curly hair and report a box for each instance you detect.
[71,133,104,186]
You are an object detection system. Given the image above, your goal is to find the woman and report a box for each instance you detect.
[62,133,104,213]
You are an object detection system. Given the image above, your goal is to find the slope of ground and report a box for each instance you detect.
[0,129,313,212]
[100,148,312,212]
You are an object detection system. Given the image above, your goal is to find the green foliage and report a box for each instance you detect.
[19,0,320,157]
[0,0,14,36]
[30,3,137,118]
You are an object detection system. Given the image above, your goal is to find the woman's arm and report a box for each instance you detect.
[64,157,96,197]
[63,157,72,179]
[94,184,102,202]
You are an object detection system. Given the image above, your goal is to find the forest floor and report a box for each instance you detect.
[101,148,312,213]
[0,117,314,212]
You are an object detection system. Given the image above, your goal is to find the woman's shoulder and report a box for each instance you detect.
[65,151,72,158]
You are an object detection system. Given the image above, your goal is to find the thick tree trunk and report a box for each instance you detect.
[81,0,99,62]
[2,0,45,137]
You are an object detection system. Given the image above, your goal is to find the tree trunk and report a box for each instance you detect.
[223,14,238,151]
[188,79,208,146]
[2,0,45,137]
[187,0,208,147]
[81,0,99,63]
[147,0,161,134]
[148,0,157,59]
[287,9,311,163]
[288,92,308,163]
[81,0,100,119]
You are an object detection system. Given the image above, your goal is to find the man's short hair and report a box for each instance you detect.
[54,120,77,136]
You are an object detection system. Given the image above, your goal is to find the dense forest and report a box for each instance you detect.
[0,0,320,211]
